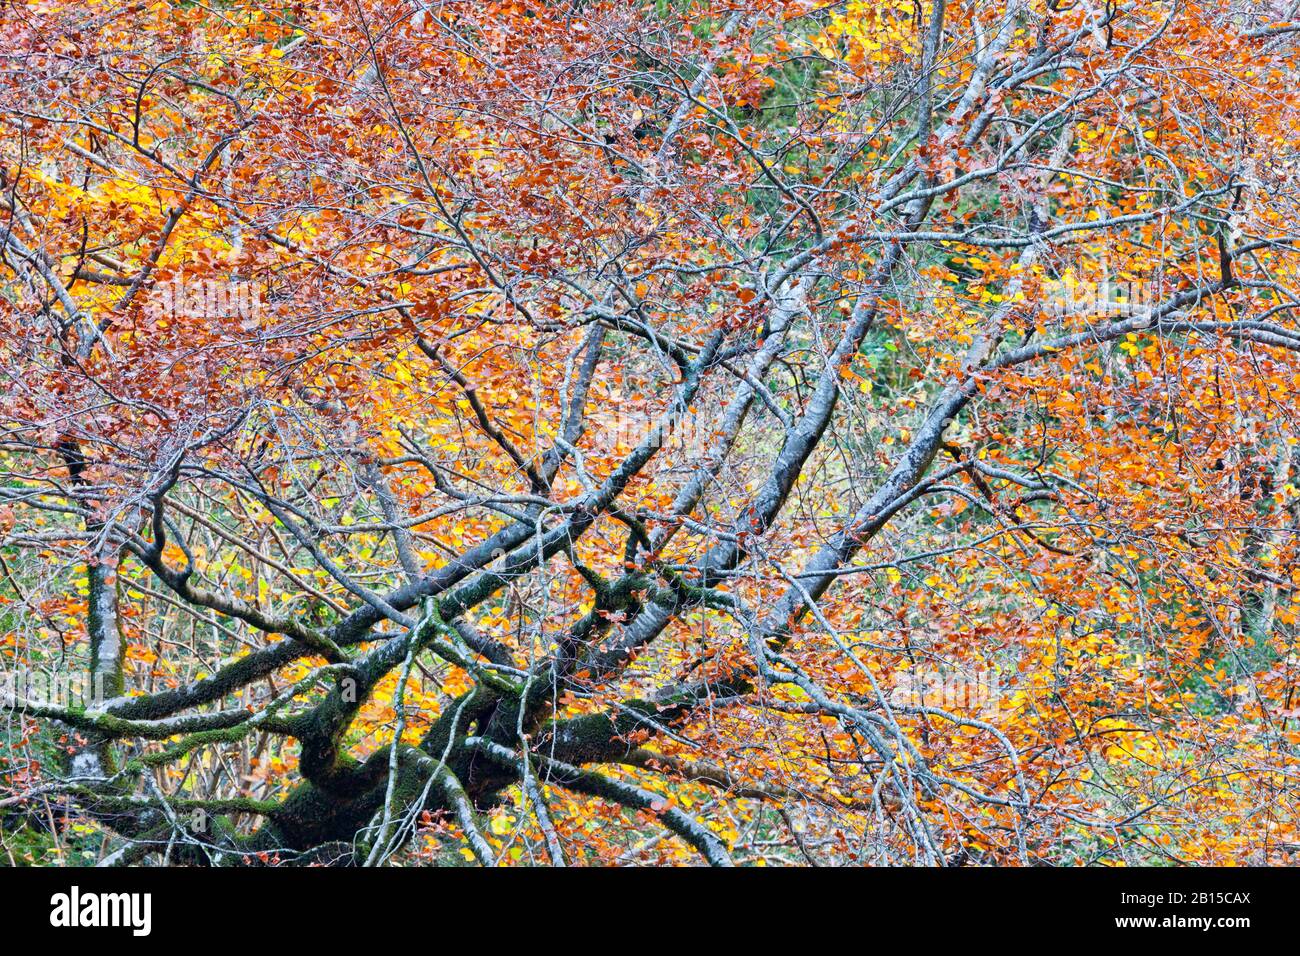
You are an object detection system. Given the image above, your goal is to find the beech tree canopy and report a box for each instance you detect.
[2,0,1300,866]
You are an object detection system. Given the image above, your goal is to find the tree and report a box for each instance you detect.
[1,0,1299,866]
